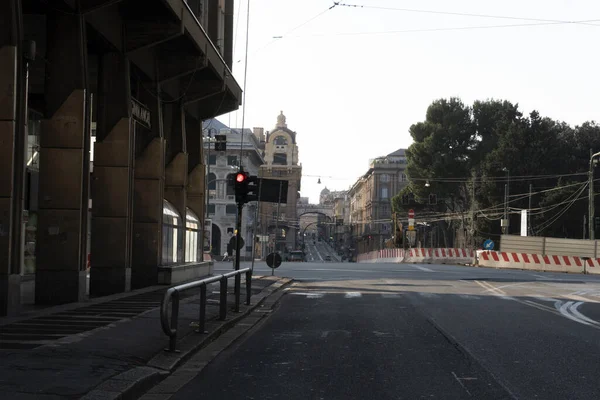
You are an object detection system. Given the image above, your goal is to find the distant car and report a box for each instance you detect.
[289,251,305,262]
[325,255,332,261]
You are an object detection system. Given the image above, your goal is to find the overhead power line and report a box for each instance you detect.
[335,2,600,27]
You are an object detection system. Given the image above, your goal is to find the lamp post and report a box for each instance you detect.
[589,151,600,239]
[502,167,510,235]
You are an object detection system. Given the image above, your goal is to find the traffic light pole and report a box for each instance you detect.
[234,201,243,312]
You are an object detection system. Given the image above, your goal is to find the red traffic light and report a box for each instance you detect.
[236,172,246,183]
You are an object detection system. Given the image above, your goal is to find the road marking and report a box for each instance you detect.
[474,281,515,300]
[413,265,434,272]
[289,292,325,299]
[381,293,401,298]
[345,292,362,298]
[451,372,472,396]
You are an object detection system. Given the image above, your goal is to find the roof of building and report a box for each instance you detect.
[387,148,406,157]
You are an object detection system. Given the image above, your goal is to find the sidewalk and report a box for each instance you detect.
[0,274,289,400]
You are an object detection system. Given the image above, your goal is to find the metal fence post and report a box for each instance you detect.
[197,283,207,334]
[234,272,241,313]
[168,291,180,352]
[219,276,228,320]
[245,270,252,305]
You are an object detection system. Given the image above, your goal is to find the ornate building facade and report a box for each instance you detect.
[257,112,302,254]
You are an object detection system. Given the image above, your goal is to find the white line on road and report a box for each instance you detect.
[413,265,434,272]
[345,292,362,298]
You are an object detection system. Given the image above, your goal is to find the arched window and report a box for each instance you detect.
[185,208,200,262]
[274,136,288,145]
[162,200,183,264]
[207,172,217,190]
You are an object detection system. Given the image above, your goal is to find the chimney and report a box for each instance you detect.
[253,127,265,142]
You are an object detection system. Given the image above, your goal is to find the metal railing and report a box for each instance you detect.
[160,268,252,352]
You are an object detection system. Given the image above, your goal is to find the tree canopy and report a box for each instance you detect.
[393,98,600,245]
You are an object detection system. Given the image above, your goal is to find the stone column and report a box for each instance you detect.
[0,0,22,316]
[185,114,205,259]
[90,52,133,296]
[35,10,90,304]
[131,82,165,289]
[163,101,187,262]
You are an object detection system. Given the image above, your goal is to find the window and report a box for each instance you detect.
[208,155,216,165]
[381,187,389,199]
[274,136,288,145]
[401,173,407,182]
[380,174,390,183]
[227,156,238,166]
[207,172,216,190]
[273,153,287,165]
[207,204,215,215]
[226,173,235,196]
[185,208,200,262]
[226,204,237,214]
[162,200,183,265]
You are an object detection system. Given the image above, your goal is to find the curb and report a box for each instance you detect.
[82,276,292,400]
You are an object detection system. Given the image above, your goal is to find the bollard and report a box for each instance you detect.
[168,291,180,352]
[219,276,228,320]
[234,273,241,313]
[197,283,207,333]
[245,270,252,305]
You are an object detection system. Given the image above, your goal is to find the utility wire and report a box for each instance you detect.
[240,3,338,61]
[289,19,600,38]
[336,2,600,27]
[238,0,251,167]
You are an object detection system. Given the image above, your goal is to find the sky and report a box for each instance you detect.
[219,0,600,204]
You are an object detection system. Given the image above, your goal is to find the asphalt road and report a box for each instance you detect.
[183,261,600,399]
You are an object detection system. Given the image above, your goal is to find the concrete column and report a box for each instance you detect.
[223,0,234,68]
[163,101,187,263]
[185,114,205,258]
[90,52,133,296]
[35,10,90,304]
[0,0,22,316]
[131,83,165,289]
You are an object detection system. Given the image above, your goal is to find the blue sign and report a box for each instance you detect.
[483,239,494,250]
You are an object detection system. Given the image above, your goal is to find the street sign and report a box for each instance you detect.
[408,209,415,219]
[408,225,414,231]
[229,236,245,250]
[266,252,282,269]
[483,239,494,250]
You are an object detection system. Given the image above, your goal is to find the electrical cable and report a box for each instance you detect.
[336,2,600,27]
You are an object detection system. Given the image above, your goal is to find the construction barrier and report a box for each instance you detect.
[357,248,475,265]
[477,251,600,274]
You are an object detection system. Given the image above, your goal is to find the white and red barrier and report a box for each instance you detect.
[477,251,600,274]
[357,248,474,265]
[403,248,475,264]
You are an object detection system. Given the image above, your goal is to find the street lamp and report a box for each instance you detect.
[589,152,600,239]
[502,167,510,234]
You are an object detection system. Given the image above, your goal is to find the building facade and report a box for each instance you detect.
[257,112,302,255]
[203,122,264,259]
[349,149,408,254]
[0,0,241,316]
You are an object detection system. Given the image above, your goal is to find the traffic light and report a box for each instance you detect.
[429,193,437,205]
[214,134,227,151]
[234,171,248,204]
[246,175,260,202]
[234,170,260,204]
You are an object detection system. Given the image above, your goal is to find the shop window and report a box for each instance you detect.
[227,156,238,166]
[162,200,183,264]
[226,204,237,214]
[207,204,215,215]
[208,154,217,165]
[185,208,200,262]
